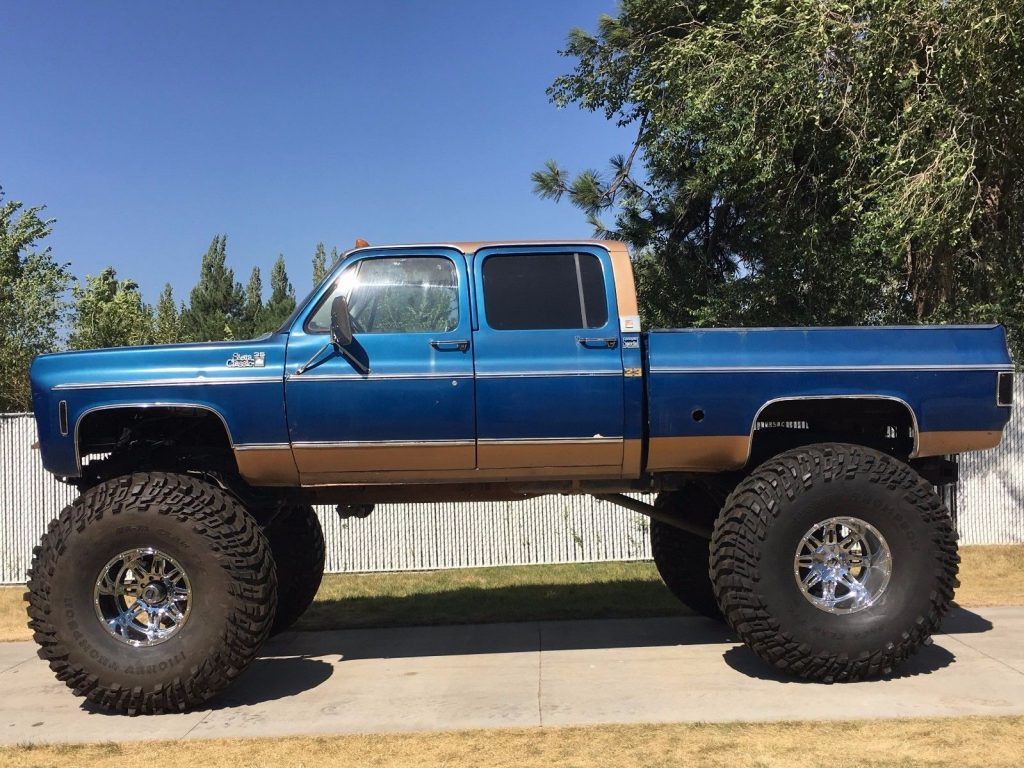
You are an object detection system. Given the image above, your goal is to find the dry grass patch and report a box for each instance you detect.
[0,586,26,642]
[954,545,1024,606]
[1,545,1021,642]
[2,716,1023,768]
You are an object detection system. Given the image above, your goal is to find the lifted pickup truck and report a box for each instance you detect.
[28,240,1014,714]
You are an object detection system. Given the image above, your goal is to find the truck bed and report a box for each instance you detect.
[644,325,1014,472]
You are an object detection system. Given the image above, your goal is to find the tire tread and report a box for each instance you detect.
[709,443,959,682]
[25,472,277,714]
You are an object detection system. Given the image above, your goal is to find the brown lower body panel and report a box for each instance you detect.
[236,438,635,486]
[645,435,750,472]
[916,430,1003,457]
[644,430,1005,473]
[235,430,1004,487]
[292,441,476,474]
[234,446,299,486]
[477,438,623,469]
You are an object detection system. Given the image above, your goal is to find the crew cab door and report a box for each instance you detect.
[470,244,625,474]
[284,247,475,484]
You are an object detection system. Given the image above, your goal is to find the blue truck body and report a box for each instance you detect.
[30,241,1014,491]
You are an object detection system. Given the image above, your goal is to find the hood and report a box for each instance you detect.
[29,335,287,395]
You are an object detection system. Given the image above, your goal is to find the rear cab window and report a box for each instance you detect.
[481,252,608,330]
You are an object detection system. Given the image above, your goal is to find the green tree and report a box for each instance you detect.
[153,283,181,344]
[312,242,327,286]
[263,254,296,331]
[241,266,264,337]
[181,235,244,341]
[69,268,154,350]
[535,0,1024,361]
[0,189,71,411]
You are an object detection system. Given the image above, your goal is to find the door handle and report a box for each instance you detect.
[430,339,470,352]
[576,337,618,349]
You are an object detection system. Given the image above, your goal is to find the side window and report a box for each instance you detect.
[482,252,608,330]
[307,256,459,334]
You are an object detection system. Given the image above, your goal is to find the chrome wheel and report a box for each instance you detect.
[793,517,892,615]
[94,548,192,646]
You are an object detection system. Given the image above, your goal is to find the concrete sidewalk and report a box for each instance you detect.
[1,605,1022,744]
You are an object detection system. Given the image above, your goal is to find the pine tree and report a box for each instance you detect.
[312,242,327,287]
[181,235,244,341]
[264,254,296,331]
[241,266,264,338]
[153,283,181,344]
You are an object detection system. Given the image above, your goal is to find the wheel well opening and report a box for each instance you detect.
[750,398,916,463]
[77,406,235,477]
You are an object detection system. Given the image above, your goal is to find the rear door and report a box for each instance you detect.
[470,244,625,474]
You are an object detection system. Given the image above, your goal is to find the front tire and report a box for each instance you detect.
[265,504,326,635]
[710,443,959,682]
[25,472,277,714]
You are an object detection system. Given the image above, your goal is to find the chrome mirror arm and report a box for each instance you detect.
[295,342,332,376]
[295,342,370,376]
[339,346,370,375]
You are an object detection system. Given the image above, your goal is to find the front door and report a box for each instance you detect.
[470,244,625,476]
[284,247,475,484]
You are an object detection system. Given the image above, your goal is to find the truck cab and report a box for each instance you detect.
[272,241,642,487]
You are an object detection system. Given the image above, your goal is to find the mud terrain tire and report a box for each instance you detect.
[710,443,959,682]
[25,472,277,714]
[650,479,735,619]
[265,504,326,635]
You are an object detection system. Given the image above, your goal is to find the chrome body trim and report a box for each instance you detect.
[649,324,1005,332]
[652,364,1015,374]
[54,376,281,390]
[286,373,474,382]
[474,371,622,379]
[477,437,621,444]
[290,439,475,449]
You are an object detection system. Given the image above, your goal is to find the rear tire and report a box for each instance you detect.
[710,443,959,682]
[25,472,277,714]
[650,480,733,620]
[265,504,326,635]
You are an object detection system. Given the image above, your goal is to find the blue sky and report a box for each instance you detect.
[1,1,627,303]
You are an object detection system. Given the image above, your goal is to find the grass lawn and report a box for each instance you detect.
[2,716,1022,768]
[2,545,1022,642]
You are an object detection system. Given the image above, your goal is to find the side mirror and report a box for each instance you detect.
[330,296,354,347]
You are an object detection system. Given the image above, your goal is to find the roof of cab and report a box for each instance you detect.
[342,240,638,321]
[345,239,624,255]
